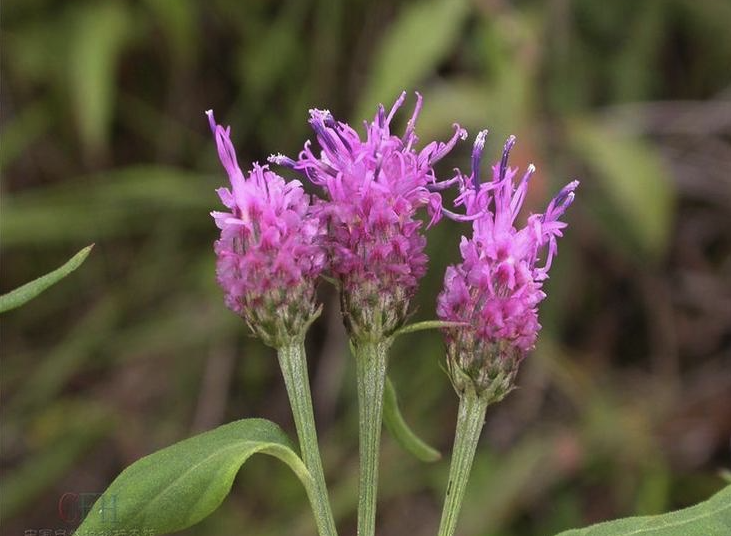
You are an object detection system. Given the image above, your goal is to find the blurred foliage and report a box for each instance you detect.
[1,0,730,535]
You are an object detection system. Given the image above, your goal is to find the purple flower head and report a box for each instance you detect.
[207,110,325,347]
[270,92,466,340]
[437,132,578,399]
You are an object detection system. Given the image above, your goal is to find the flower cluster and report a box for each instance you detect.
[205,95,580,536]
[207,111,325,348]
[271,92,466,340]
[437,133,579,399]
[208,94,577,384]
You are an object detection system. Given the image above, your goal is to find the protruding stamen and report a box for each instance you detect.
[205,109,216,133]
[386,91,407,126]
[309,109,340,154]
[402,95,423,147]
[309,108,333,123]
[442,207,488,222]
[471,130,489,188]
[544,179,580,222]
[555,180,580,209]
[427,176,462,191]
[430,123,468,164]
[376,103,387,127]
[268,153,297,168]
[206,109,240,181]
[403,91,424,145]
[509,164,536,218]
[499,135,517,181]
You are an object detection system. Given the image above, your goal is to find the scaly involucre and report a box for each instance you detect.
[271,92,466,340]
[208,111,325,347]
[438,132,579,399]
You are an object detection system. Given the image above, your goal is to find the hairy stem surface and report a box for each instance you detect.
[436,390,488,536]
[278,342,338,536]
[354,339,390,536]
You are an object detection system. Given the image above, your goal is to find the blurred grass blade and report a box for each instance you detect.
[68,2,133,157]
[457,432,564,533]
[142,0,197,67]
[568,119,675,260]
[2,166,213,246]
[0,245,93,313]
[241,2,305,101]
[0,401,113,522]
[383,377,441,462]
[355,0,469,120]
[8,295,118,412]
[610,1,665,102]
[0,100,52,172]
[414,82,494,138]
[76,419,315,536]
[555,484,731,535]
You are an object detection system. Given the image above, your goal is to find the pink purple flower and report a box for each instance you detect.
[207,110,325,347]
[270,92,466,340]
[437,132,578,398]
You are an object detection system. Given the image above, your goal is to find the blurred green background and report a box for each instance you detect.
[2,0,730,534]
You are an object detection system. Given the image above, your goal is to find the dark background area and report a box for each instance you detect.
[2,0,730,534]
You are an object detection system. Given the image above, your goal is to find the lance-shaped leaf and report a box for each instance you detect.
[392,320,467,338]
[555,484,731,535]
[383,376,441,462]
[0,244,93,313]
[76,419,315,536]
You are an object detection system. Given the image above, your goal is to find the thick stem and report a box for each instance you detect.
[278,343,338,536]
[354,339,390,536]
[436,391,488,536]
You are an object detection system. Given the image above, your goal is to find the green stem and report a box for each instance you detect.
[278,342,338,536]
[354,339,390,536]
[436,390,488,536]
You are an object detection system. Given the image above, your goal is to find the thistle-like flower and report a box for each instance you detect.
[207,111,325,348]
[270,92,466,341]
[437,132,579,401]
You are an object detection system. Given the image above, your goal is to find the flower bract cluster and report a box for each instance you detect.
[270,92,465,340]
[207,111,325,347]
[437,133,578,398]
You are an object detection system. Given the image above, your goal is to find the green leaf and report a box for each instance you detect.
[555,484,731,536]
[76,419,315,536]
[0,245,93,313]
[355,0,469,121]
[383,377,441,463]
[393,320,466,337]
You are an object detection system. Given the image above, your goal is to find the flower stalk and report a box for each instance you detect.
[270,94,467,536]
[434,132,578,536]
[436,389,488,536]
[278,342,338,536]
[353,339,390,536]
